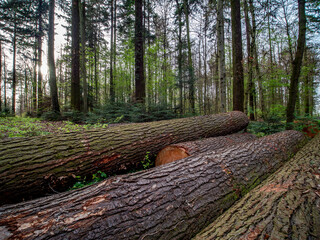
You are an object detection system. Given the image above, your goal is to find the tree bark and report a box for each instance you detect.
[156,133,257,166]
[71,0,81,111]
[231,0,244,112]
[0,131,305,240]
[37,0,43,115]
[0,111,249,205]
[12,17,16,115]
[134,0,145,103]
[0,40,2,111]
[80,0,87,112]
[286,0,307,126]
[48,0,60,113]
[184,0,196,114]
[217,0,226,113]
[194,133,319,240]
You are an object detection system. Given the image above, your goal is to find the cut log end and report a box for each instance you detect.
[155,146,190,166]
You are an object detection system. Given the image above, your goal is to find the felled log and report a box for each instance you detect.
[155,133,257,166]
[0,111,249,205]
[193,134,320,240]
[0,131,305,240]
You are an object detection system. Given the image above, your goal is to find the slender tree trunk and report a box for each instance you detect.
[194,132,319,240]
[3,55,6,109]
[48,0,60,113]
[37,0,43,115]
[80,0,88,112]
[267,0,275,107]
[109,0,115,103]
[12,18,17,115]
[203,25,208,114]
[71,0,81,111]
[33,40,38,113]
[176,0,183,115]
[184,0,195,114]
[231,0,244,112]
[113,0,117,100]
[249,0,265,119]
[286,0,306,127]
[281,0,294,63]
[0,131,305,240]
[217,0,226,113]
[0,40,2,111]
[244,0,255,120]
[0,111,249,205]
[134,0,145,104]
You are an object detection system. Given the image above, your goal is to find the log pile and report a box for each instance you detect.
[0,130,305,240]
[0,111,249,205]
[194,132,320,240]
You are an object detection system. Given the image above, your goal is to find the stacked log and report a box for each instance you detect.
[194,133,320,240]
[0,111,249,205]
[155,132,257,166]
[0,130,305,240]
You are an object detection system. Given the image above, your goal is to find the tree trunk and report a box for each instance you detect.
[217,0,226,113]
[155,132,257,166]
[0,131,305,240]
[0,40,2,111]
[231,0,244,112]
[0,111,248,205]
[194,133,319,240]
[134,0,145,103]
[184,0,195,114]
[71,0,81,111]
[48,0,60,113]
[12,17,17,115]
[109,0,115,103]
[176,0,183,115]
[286,0,306,127]
[80,0,88,112]
[37,0,43,115]
[244,0,255,120]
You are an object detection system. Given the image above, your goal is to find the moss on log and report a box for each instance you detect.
[194,133,320,240]
[155,133,257,166]
[0,111,249,205]
[0,131,305,240]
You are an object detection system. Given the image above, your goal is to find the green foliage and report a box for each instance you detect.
[248,116,320,138]
[71,171,108,190]
[0,117,51,139]
[141,151,154,170]
[91,102,179,124]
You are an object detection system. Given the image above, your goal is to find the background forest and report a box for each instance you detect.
[0,0,319,125]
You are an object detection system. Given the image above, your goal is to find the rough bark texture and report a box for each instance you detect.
[0,131,305,240]
[71,0,81,111]
[231,0,244,112]
[134,0,145,103]
[155,133,257,166]
[0,111,248,205]
[194,133,320,240]
[286,0,306,126]
[48,0,60,113]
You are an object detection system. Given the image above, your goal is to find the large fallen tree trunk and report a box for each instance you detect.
[193,133,320,240]
[0,131,305,240]
[0,111,248,205]
[155,133,257,166]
